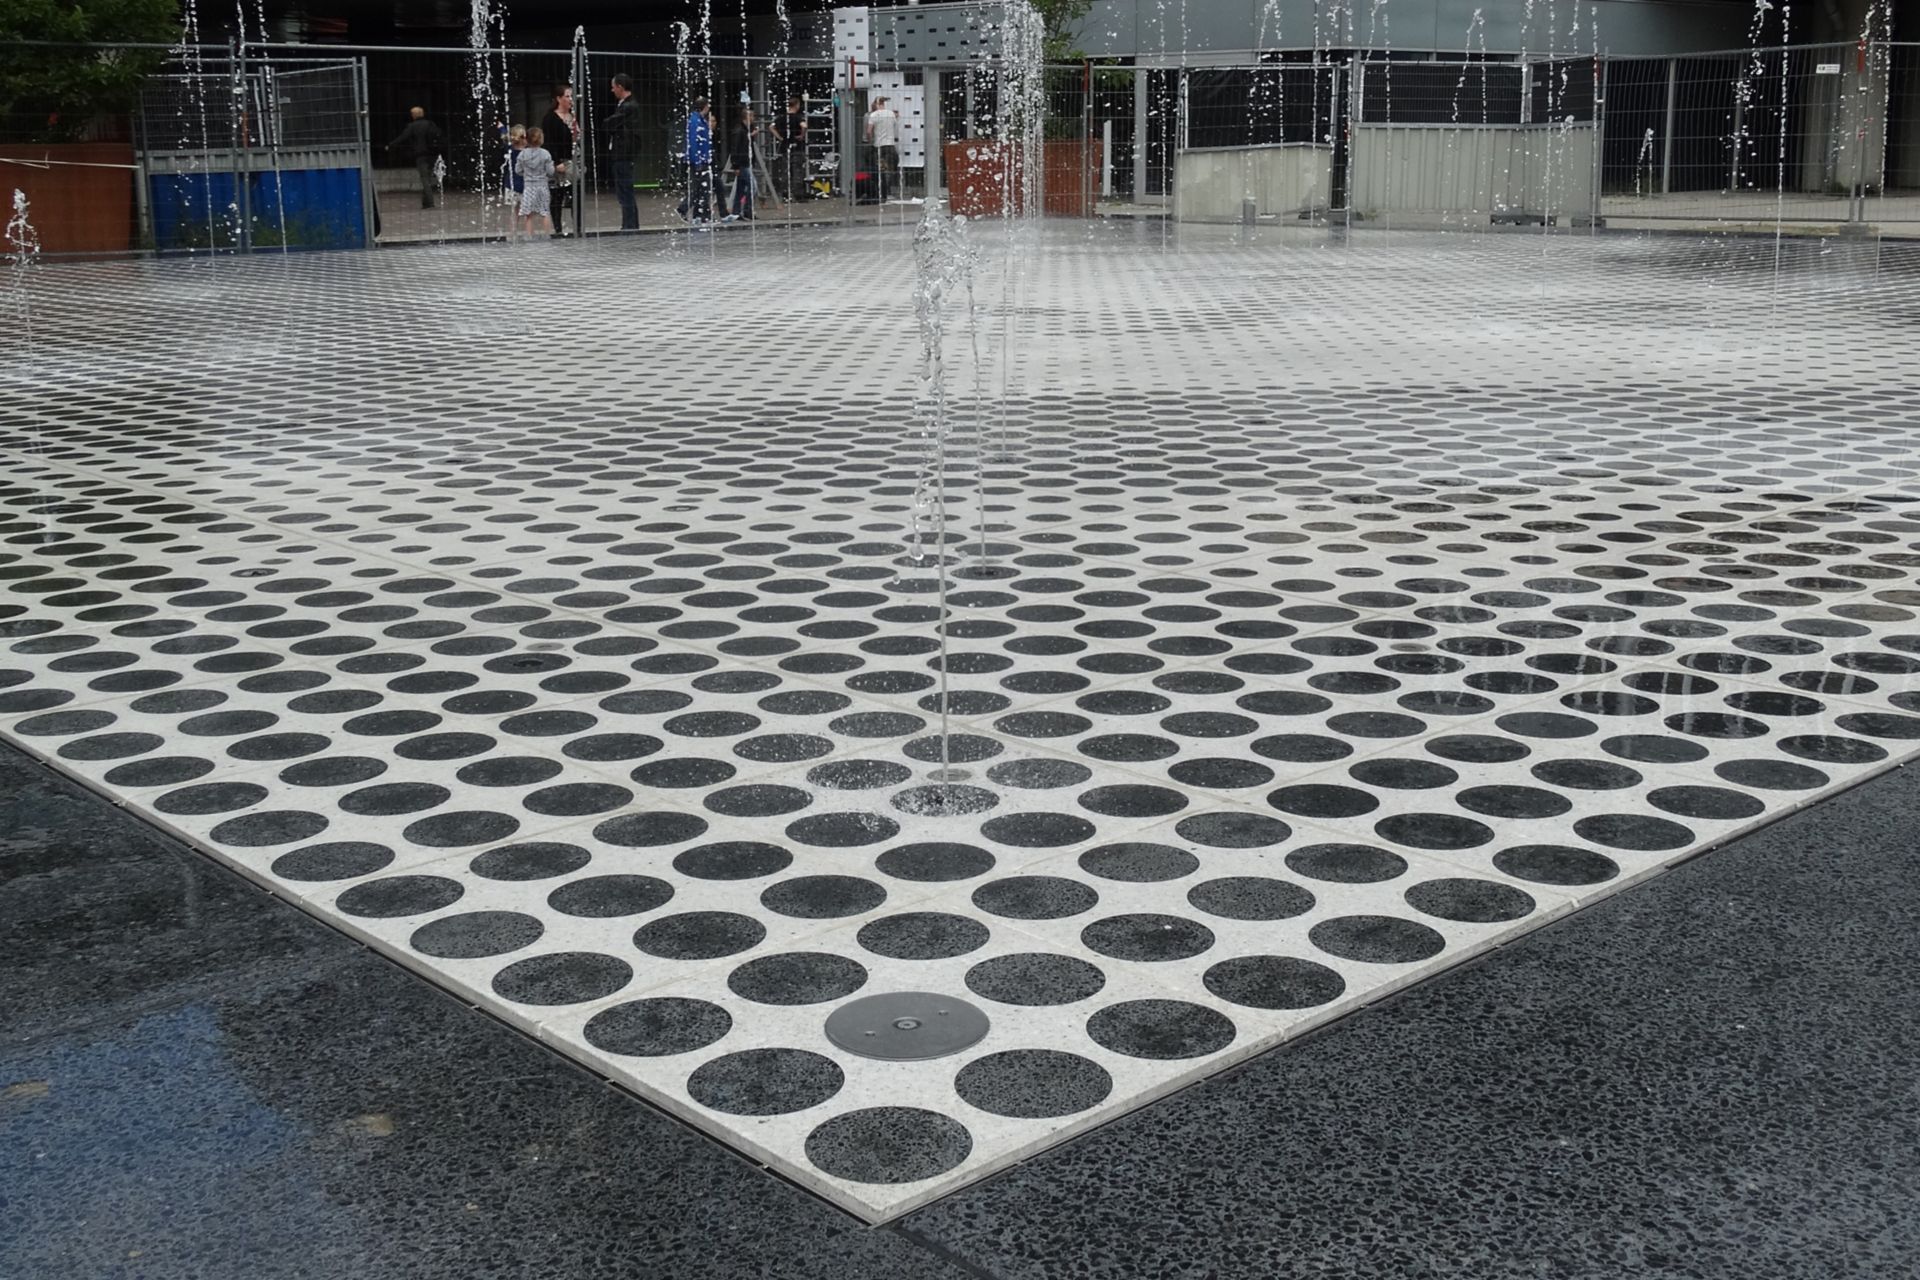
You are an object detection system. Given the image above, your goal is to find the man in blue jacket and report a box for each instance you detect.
[676,98,715,226]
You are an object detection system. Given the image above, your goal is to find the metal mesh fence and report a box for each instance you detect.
[7,37,1918,255]
[1599,42,1906,223]
[1357,60,1524,125]
[137,55,360,153]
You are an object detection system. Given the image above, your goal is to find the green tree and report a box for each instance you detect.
[0,0,180,144]
[1032,0,1094,62]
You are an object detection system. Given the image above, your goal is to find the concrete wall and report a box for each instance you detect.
[1174,144,1332,218]
[1350,124,1597,220]
[1078,0,1756,60]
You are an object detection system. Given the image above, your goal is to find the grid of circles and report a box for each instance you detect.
[3,229,1919,1220]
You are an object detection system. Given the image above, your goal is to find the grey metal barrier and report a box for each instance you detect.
[135,51,373,252]
[1347,56,1600,228]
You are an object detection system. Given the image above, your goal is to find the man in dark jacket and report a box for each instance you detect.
[603,74,642,230]
[386,107,443,208]
[725,107,761,221]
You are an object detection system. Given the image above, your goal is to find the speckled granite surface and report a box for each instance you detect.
[4,739,1914,1278]
[900,764,1920,1279]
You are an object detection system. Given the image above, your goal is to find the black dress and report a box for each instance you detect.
[541,109,576,216]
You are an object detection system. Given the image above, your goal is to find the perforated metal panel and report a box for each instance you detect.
[867,1,1009,67]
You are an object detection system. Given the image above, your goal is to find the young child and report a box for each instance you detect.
[501,123,526,236]
[516,125,555,239]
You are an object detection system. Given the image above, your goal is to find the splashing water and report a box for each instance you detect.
[990,1,1045,468]
[471,0,505,237]
[909,200,982,789]
[910,202,979,565]
[6,190,46,528]
[571,26,593,239]
[175,0,227,252]
[6,187,38,349]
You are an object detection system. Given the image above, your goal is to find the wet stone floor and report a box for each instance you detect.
[3,224,1918,1219]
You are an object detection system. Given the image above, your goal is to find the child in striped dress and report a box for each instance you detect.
[516,126,555,239]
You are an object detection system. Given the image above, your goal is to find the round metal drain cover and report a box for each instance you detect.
[824,991,990,1062]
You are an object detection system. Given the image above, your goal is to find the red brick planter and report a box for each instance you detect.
[944,139,1103,218]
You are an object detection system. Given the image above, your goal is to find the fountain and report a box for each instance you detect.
[5,190,44,533]
[5,190,40,342]
[886,4,1049,804]
[571,26,592,239]
[470,0,506,240]
[905,200,983,798]
[174,0,228,252]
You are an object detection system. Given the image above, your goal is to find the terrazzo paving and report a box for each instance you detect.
[3,223,1918,1219]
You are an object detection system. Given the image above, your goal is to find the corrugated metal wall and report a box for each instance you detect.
[1174,145,1334,219]
[1351,125,1596,220]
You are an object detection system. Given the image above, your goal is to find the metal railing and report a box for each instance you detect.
[4,37,1916,256]
[1600,41,1913,225]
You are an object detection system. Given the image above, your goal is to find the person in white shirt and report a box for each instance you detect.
[864,95,900,202]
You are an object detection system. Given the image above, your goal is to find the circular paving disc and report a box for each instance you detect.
[823,991,992,1062]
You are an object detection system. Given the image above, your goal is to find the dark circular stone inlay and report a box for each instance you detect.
[964,952,1107,1006]
[805,1107,973,1184]
[954,1049,1113,1119]
[583,997,732,1057]
[1085,999,1237,1060]
[689,1048,844,1116]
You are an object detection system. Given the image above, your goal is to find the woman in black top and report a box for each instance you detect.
[540,83,579,234]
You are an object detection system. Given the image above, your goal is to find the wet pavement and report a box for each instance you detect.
[3,223,1917,1272]
[4,738,1915,1278]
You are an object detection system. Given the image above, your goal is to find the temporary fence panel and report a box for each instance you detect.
[1175,144,1333,220]
[1599,42,1898,224]
[26,34,1920,249]
[1348,57,1596,225]
[1877,43,1920,229]
[137,54,370,252]
[1170,62,1339,222]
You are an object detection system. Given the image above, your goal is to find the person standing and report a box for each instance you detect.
[676,97,714,226]
[864,95,900,203]
[724,107,761,222]
[540,83,580,237]
[499,122,526,236]
[773,95,807,204]
[387,106,444,209]
[516,126,556,239]
[604,74,642,231]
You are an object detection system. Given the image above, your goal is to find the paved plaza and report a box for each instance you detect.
[3,222,1918,1243]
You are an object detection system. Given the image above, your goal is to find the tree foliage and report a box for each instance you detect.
[1031,0,1094,62]
[0,0,180,143]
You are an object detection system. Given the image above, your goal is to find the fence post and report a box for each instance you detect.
[838,70,857,224]
[1132,66,1147,203]
[1174,68,1188,221]
[1591,55,1605,229]
[926,68,943,198]
[232,38,252,253]
[1082,59,1093,218]
[355,58,377,248]
[1660,56,1676,195]
[570,37,585,237]
[133,80,156,253]
[1345,56,1361,227]
[1852,37,1872,225]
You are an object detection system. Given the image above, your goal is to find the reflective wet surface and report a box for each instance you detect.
[3,223,1919,1228]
